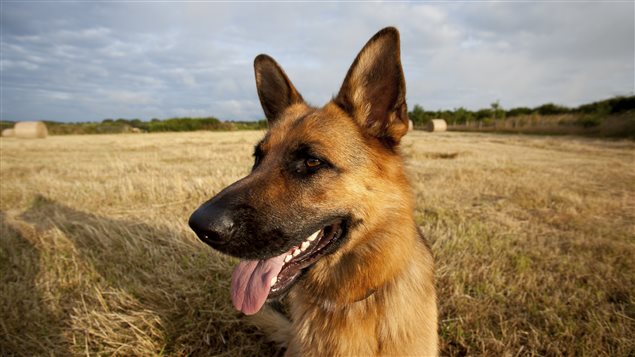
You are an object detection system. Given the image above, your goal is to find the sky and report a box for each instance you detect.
[1,2,633,123]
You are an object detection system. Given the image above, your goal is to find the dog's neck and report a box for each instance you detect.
[285,214,436,356]
[294,204,420,310]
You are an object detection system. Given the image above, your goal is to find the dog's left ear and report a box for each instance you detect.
[334,27,408,146]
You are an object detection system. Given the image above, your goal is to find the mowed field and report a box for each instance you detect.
[1,130,634,356]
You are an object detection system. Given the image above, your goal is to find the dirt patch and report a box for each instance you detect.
[421,152,461,160]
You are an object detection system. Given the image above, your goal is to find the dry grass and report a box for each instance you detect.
[1,131,634,356]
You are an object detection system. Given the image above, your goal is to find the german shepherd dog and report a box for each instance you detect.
[189,27,438,356]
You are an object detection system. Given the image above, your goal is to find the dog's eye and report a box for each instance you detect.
[305,158,321,168]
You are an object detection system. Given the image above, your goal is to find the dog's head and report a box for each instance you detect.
[189,27,414,314]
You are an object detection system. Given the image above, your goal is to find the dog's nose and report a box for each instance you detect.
[188,203,234,246]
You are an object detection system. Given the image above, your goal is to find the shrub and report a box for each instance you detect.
[535,103,570,115]
[408,105,429,127]
[506,107,533,117]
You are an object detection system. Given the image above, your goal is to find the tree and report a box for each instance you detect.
[475,108,492,121]
[506,107,532,117]
[453,107,473,125]
[491,100,505,120]
[408,104,428,126]
[535,103,569,115]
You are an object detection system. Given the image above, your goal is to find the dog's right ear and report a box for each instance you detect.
[254,54,304,124]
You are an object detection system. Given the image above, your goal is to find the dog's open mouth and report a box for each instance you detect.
[230,221,344,315]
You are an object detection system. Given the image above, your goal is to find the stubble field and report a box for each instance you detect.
[1,130,634,356]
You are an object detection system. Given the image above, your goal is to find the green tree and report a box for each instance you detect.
[506,107,532,117]
[475,108,492,121]
[408,104,428,127]
[453,107,473,125]
[535,103,569,115]
[491,100,505,120]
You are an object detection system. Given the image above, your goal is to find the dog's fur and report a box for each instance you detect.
[190,27,437,356]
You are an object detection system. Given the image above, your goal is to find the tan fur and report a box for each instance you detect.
[247,27,438,356]
[253,106,438,355]
[247,304,292,348]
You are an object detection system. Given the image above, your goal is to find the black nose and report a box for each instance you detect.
[188,202,234,246]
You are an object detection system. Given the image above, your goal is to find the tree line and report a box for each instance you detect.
[407,95,635,128]
[1,95,632,136]
[1,117,268,135]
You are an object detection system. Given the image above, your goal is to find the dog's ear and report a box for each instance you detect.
[254,54,304,124]
[334,27,408,146]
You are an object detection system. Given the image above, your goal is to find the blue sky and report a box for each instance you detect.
[1,2,633,122]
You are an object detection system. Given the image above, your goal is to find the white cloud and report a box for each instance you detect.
[1,59,39,70]
[0,2,632,122]
[105,90,158,106]
[43,90,72,101]
[166,68,198,88]
[56,27,112,41]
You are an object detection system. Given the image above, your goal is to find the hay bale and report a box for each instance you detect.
[14,121,48,139]
[426,119,447,132]
[2,128,14,137]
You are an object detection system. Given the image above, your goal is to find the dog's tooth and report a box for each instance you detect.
[301,241,310,251]
[270,276,277,286]
[284,254,293,263]
[293,248,301,257]
[307,230,319,242]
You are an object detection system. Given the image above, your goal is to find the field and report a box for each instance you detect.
[1,130,634,356]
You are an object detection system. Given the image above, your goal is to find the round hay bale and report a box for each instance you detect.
[14,121,48,139]
[2,128,14,137]
[426,119,447,132]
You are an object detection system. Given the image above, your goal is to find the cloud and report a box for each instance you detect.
[0,2,633,122]
[104,90,158,106]
[1,59,39,70]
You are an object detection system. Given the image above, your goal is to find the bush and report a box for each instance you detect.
[475,109,492,121]
[577,115,602,128]
[408,105,429,127]
[609,96,635,113]
[506,107,533,117]
[535,103,570,116]
[453,107,473,125]
[0,120,15,132]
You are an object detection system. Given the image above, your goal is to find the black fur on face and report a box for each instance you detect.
[193,193,351,260]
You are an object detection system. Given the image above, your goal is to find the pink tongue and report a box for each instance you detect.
[230,252,287,315]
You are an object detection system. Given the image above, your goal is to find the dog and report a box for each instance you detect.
[189,27,438,356]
